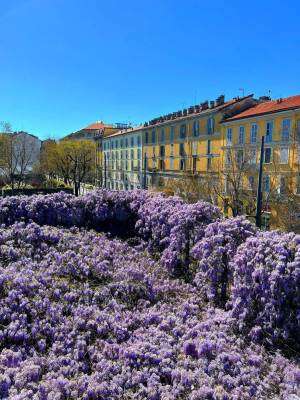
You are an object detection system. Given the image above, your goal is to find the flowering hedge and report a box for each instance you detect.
[0,190,299,398]
[231,231,300,353]
[0,222,299,399]
[191,217,257,306]
[0,190,221,276]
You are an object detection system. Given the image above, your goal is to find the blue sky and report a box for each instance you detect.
[1,0,300,140]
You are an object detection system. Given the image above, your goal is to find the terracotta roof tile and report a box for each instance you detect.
[226,95,300,121]
[83,122,111,130]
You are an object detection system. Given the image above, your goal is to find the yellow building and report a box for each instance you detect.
[142,94,256,188]
[221,95,300,230]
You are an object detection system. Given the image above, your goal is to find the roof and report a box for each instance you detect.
[103,95,254,140]
[104,126,144,139]
[81,121,114,130]
[225,95,300,121]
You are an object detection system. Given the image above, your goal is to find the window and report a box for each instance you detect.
[145,132,149,144]
[170,158,174,170]
[130,137,134,147]
[226,128,232,145]
[159,159,165,171]
[152,146,156,157]
[160,145,165,157]
[237,149,244,166]
[238,126,245,144]
[131,149,134,159]
[266,121,273,143]
[120,138,124,148]
[192,141,197,156]
[137,136,141,146]
[248,176,255,190]
[264,148,272,163]
[249,149,256,164]
[279,176,286,194]
[151,129,156,143]
[207,140,211,154]
[160,129,165,142]
[193,120,200,137]
[180,124,186,139]
[282,119,290,142]
[280,147,289,164]
[251,124,257,143]
[180,159,186,171]
[137,149,141,159]
[192,157,197,173]
[170,126,175,142]
[207,158,212,170]
[170,143,174,156]
[263,175,270,192]
[207,117,214,135]
[225,149,231,165]
[180,143,185,156]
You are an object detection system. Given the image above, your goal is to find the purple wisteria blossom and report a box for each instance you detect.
[0,190,298,399]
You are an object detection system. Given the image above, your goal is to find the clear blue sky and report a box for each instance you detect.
[1,0,300,140]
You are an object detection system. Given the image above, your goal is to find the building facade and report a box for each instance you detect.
[141,95,256,188]
[221,95,300,228]
[101,127,143,190]
[98,93,300,230]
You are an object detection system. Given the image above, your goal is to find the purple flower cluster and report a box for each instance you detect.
[0,190,221,275]
[191,217,256,306]
[0,190,299,398]
[231,230,300,353]
[0,222,299,399]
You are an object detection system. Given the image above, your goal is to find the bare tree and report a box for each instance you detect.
[0,124,41,192]
[163,172,217,204]
[211,147,258,216]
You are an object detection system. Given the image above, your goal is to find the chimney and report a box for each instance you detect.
[259,96,271,103]
[201,101,209,110]
[216,95,225,106]
[210,101,215,108]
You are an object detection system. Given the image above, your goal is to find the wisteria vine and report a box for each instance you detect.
[0,190,299,399]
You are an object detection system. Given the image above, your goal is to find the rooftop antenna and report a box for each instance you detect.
[268,90,271,99]
[239,88,245,97]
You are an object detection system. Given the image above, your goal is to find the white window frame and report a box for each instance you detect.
[251,123,257,143]
[281,119,291,142]
[279,147,289,164]
[226,128,232,145]
[238,126,245,145]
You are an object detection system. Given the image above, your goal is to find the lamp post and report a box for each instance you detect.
[143,153,147,189]
[104,152,107,189]
[255,135,265,228]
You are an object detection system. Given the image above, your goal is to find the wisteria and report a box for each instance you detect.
[0,190,299,399]
[231,230,300,353]
[191,217,256,306]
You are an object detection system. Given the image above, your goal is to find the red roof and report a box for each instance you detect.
[226,95,300,121]
[82,121,106,130]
